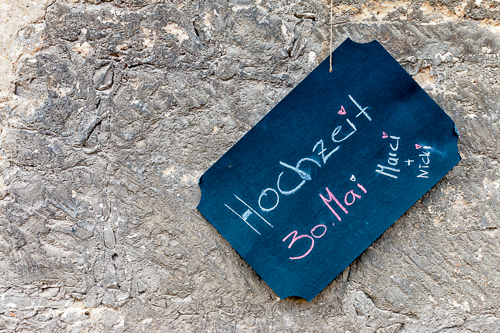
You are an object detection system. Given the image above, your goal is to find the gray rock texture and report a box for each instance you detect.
[0,0,499,331]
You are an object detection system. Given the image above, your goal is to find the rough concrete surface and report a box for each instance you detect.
[0,0,499,331]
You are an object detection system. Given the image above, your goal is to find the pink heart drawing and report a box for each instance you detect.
[382,132,388,138]
[338,106,346,115]
[415,144,422,149]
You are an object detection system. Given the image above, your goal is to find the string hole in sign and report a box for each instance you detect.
[228,164,232,168]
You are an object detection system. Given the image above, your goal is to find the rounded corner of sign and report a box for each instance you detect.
[196,176,205,207]
[345,37,380,47]
[364,39,381,46]
[278,293,314,303]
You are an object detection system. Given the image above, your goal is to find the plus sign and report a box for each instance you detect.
[405,159,414,166]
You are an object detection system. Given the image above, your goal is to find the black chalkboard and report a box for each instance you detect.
[197,38,460,301]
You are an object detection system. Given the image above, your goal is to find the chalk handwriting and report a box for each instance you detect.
[258,188,280,212]
[277,158,322,195]
[349,94,372,121]
[417,146,432,178]
[283,224,327,260]
[319,187,346,221]
[375,135,401,179]
[313,139,340,164]
[225,195,273,235]
[320,182,367,222]
[332,119,357,142]
[282,178,367,260]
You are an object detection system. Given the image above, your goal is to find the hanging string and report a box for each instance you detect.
[329,0,333,72]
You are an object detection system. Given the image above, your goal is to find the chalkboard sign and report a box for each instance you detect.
[197,38,460,301]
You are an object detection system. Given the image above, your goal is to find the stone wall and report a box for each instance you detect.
[0,0,499,331]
